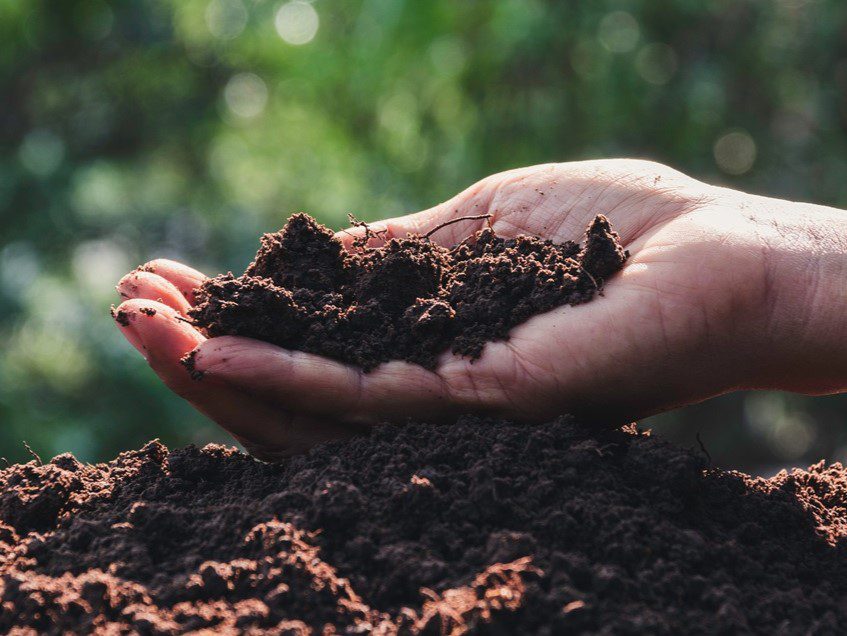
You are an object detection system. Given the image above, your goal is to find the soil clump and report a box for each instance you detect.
[188,214,627,370]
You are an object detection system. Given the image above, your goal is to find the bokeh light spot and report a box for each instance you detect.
[713,130,757,175]
[714,130,756,175]
[429,37,467,77]
[744,393,817,461]
[72,239,130,298]
[688,79,725,125]
[19,129,65,177]
[224,73,268,120]
[205,0,247,40]
[275,1,319,46]
[0,242,40,298]
[635,43,678,85]
[598,11,639,53]
[71,162,129,220]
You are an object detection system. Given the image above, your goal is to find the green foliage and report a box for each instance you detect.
[1,0,846,468]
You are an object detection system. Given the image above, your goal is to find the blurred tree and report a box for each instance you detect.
[1,0,846,471]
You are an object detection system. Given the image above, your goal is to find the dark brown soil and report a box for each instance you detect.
[2,418,847,634]
[110,306,130,327]
[188,214,627,370]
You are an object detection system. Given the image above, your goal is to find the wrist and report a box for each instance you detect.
[739,193,847,394]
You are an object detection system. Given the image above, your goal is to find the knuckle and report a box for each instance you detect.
[440,363,484,408]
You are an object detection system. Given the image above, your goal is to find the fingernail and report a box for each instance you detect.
[116,272,140,298]
[112,308,149,361]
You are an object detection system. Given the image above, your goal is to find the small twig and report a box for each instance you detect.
[580,265,600,293]
[696,431,712,466]
[23,441,42,466]
[423,214,492,240]
[347,213,388,250]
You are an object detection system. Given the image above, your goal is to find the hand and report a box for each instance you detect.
[113,159,847,460]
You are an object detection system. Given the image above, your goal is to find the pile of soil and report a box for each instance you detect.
[3,418,847,633]
[188,213,627,369]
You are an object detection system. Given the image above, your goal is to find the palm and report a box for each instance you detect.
[114,160,755,459]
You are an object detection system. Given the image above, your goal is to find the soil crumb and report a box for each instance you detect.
[110,305,130,327]
[2,419,847,633]
[189,214,627,370]
[179,349,204,381]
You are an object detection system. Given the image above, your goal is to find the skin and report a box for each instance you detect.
[113,159,847,461]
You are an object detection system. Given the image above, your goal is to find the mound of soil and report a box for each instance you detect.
[188,214,627,370]
[2,418,847,633]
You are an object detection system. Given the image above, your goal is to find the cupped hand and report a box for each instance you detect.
[113,159,845,460]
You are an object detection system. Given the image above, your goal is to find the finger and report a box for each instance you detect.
[334,174,502,251]
[140,259,207,305]
[116,271,192,315]
[112,299,337,456]
[190,336,457,424]
[113,299,204,375]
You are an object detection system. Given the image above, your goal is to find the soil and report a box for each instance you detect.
[22,214,846,632]
[188,214,627,370]
[3,418,847,634]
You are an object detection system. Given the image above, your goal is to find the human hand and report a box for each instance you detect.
[113,159,847,460]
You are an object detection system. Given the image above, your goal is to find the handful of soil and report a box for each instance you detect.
[188,213,627,370]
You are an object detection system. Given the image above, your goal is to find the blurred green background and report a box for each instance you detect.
[2,0,847,473]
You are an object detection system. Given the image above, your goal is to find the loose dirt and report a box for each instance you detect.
[15,213,843,632]
[188,213,627,370]
[2,418,847,633]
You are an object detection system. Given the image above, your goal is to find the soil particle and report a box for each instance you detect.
[188,213,627,370]
[2,419,847,633]
[110,305,130,327]
[179,348,204,381]
[139,307,157,317]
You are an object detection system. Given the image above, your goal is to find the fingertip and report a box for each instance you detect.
[116,270,192,314]
[111,301,148,360]
[113,299,205,366]
[141,258,207,304]
[143,258,207,280]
